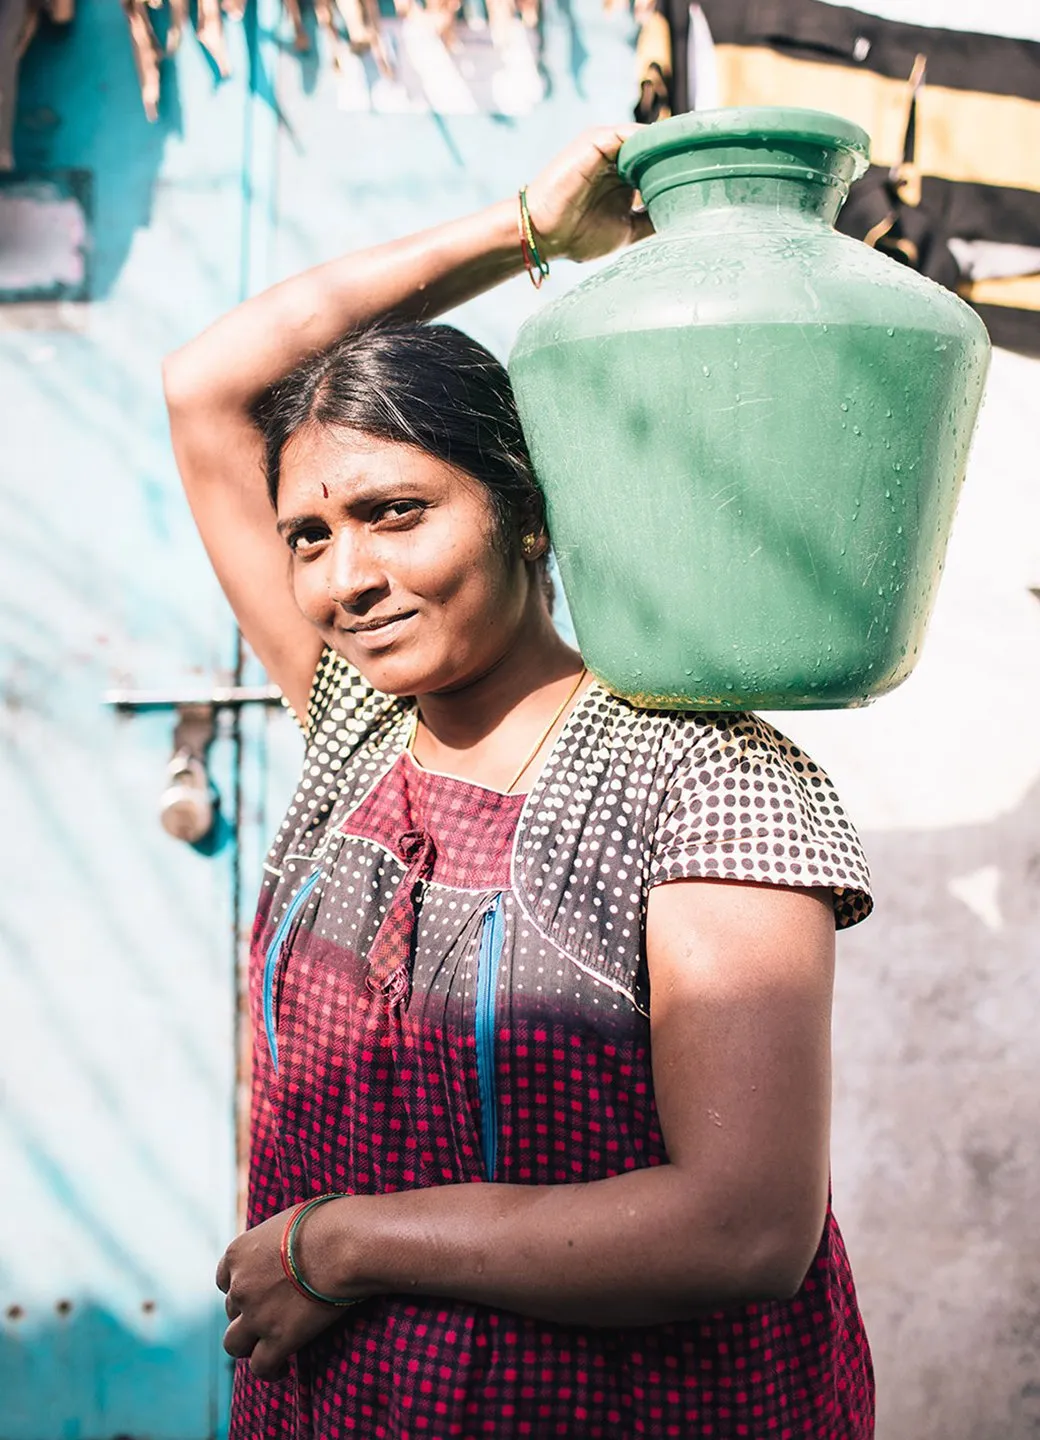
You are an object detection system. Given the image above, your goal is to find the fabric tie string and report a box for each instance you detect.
[365,828,436,1004]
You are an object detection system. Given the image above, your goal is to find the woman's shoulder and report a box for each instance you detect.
[556,685,872,930]
[591,686,803,773]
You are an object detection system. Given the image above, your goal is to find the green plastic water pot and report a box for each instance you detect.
[508,108,991,708]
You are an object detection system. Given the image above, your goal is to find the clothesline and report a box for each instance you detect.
[120,0,556,120]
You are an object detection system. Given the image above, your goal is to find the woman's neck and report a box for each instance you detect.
[411,604,585,788]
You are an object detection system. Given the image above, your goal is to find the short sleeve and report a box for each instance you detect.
[292,647,400,781]
[302,646,378,740]
[279,648,370,735]
[266,648,404,859]
[650,713,872,930]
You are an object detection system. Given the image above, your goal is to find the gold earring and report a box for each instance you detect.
[521,533,539,559]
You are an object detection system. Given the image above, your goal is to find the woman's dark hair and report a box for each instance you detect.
[252,321,546,561]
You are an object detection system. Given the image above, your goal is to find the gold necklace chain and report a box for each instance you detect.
[408,666,588,794]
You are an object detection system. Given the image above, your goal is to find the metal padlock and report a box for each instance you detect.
[159,750,215,844]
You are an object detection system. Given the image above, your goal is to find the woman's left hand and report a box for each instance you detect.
[215,1205,356,1380]
[524,126,654,264]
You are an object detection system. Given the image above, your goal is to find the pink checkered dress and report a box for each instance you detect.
[232,649,875,1439]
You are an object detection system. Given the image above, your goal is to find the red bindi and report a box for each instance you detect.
[321,482,329,498]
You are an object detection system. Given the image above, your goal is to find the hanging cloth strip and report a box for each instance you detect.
[858,52,945,274]
[695,0,1040,356]
[633,0,674,122]
[2,0,75,169]
[110,0,550,122]
[0,0,29,171]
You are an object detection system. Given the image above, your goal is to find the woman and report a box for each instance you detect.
[165,126,874,1439]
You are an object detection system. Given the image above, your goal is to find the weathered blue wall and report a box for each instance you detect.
[1,7,247,1437]
[0,2,632,1434]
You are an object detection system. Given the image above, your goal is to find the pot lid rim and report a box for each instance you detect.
[619,107,871,185]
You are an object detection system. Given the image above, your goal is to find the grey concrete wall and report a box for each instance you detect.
[772,341,1040,1439]
[750,5,1040,1429]
[834,804,1040,1440]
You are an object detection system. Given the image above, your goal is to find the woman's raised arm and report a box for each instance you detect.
[162,127,648,721]
[163,201,524,721]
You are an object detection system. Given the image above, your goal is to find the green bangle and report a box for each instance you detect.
[518,186,550,281]
[286,1193,363,1308]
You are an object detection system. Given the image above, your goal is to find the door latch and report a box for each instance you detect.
[103,683,284,845]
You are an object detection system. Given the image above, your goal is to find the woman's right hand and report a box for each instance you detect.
[524,126,655,265]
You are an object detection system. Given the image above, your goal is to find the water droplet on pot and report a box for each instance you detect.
[701,365,710,377]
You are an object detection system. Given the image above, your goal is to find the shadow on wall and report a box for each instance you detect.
[8,0,562,305]
[834,772,1040,1440]
[13,7,183,302]
[11,1,289,302]
[0,1301,228,1439]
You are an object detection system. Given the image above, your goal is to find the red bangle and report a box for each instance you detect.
[517,186,550,289]
[279,1201,314,1300]
[519,231,544,290]
[280,1192,362,1308]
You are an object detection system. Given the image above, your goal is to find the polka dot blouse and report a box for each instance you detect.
[232,648,875,1440]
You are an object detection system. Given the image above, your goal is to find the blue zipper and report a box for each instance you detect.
[263,869,322,1074]
[475,894,505,1180]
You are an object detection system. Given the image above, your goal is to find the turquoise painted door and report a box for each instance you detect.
[1,8,257,1436]
[0,2,629,1433]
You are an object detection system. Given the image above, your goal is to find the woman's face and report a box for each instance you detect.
[276,424,536,695]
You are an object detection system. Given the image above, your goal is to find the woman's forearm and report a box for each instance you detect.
[296,1166,819,1327]
[163,198,523,411]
